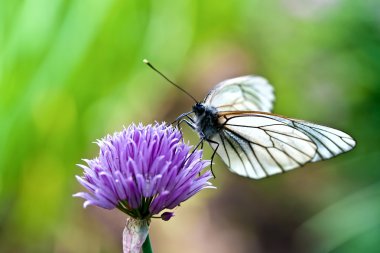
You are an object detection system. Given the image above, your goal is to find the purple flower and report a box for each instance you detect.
[74,123,214,221]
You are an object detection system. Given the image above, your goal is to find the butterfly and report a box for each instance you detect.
[144,60,356,179]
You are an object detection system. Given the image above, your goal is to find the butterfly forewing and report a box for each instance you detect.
[204,76,275,112]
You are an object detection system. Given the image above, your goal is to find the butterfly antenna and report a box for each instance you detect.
[143,59,198,103]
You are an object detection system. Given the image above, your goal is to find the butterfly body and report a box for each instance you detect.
[192,103,220,139]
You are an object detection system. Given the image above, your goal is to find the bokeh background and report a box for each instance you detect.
[1,0,380,252]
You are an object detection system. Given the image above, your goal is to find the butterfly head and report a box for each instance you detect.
[192,103,206,116]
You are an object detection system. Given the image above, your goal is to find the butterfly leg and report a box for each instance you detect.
[188,138,207,177]
[186,138,205,163]
[179,117,195,128]
[176,118,196,143]
[205,138,219,179]
[171,111,194,125]
[176,116,195,131]
[192,138,204,152]
[185,138,205,175]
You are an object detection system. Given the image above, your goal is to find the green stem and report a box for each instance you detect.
[142,234,153,253]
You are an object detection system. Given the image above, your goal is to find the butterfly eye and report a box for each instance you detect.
[193,103,205,114]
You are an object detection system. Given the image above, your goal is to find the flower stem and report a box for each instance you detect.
[142,234,153,253]
[123,218,149,253]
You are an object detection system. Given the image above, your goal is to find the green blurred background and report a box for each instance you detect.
[1,0,380,252]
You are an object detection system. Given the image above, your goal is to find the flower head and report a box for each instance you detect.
[74,123,214,220]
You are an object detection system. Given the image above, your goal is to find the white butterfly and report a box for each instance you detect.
[144,60,356,179]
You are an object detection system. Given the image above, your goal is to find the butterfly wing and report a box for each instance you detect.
[289,120,356,162]
[208,112,356,179]
[204,76,275,112]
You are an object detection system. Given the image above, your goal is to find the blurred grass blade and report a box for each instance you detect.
[296,182,380,253]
